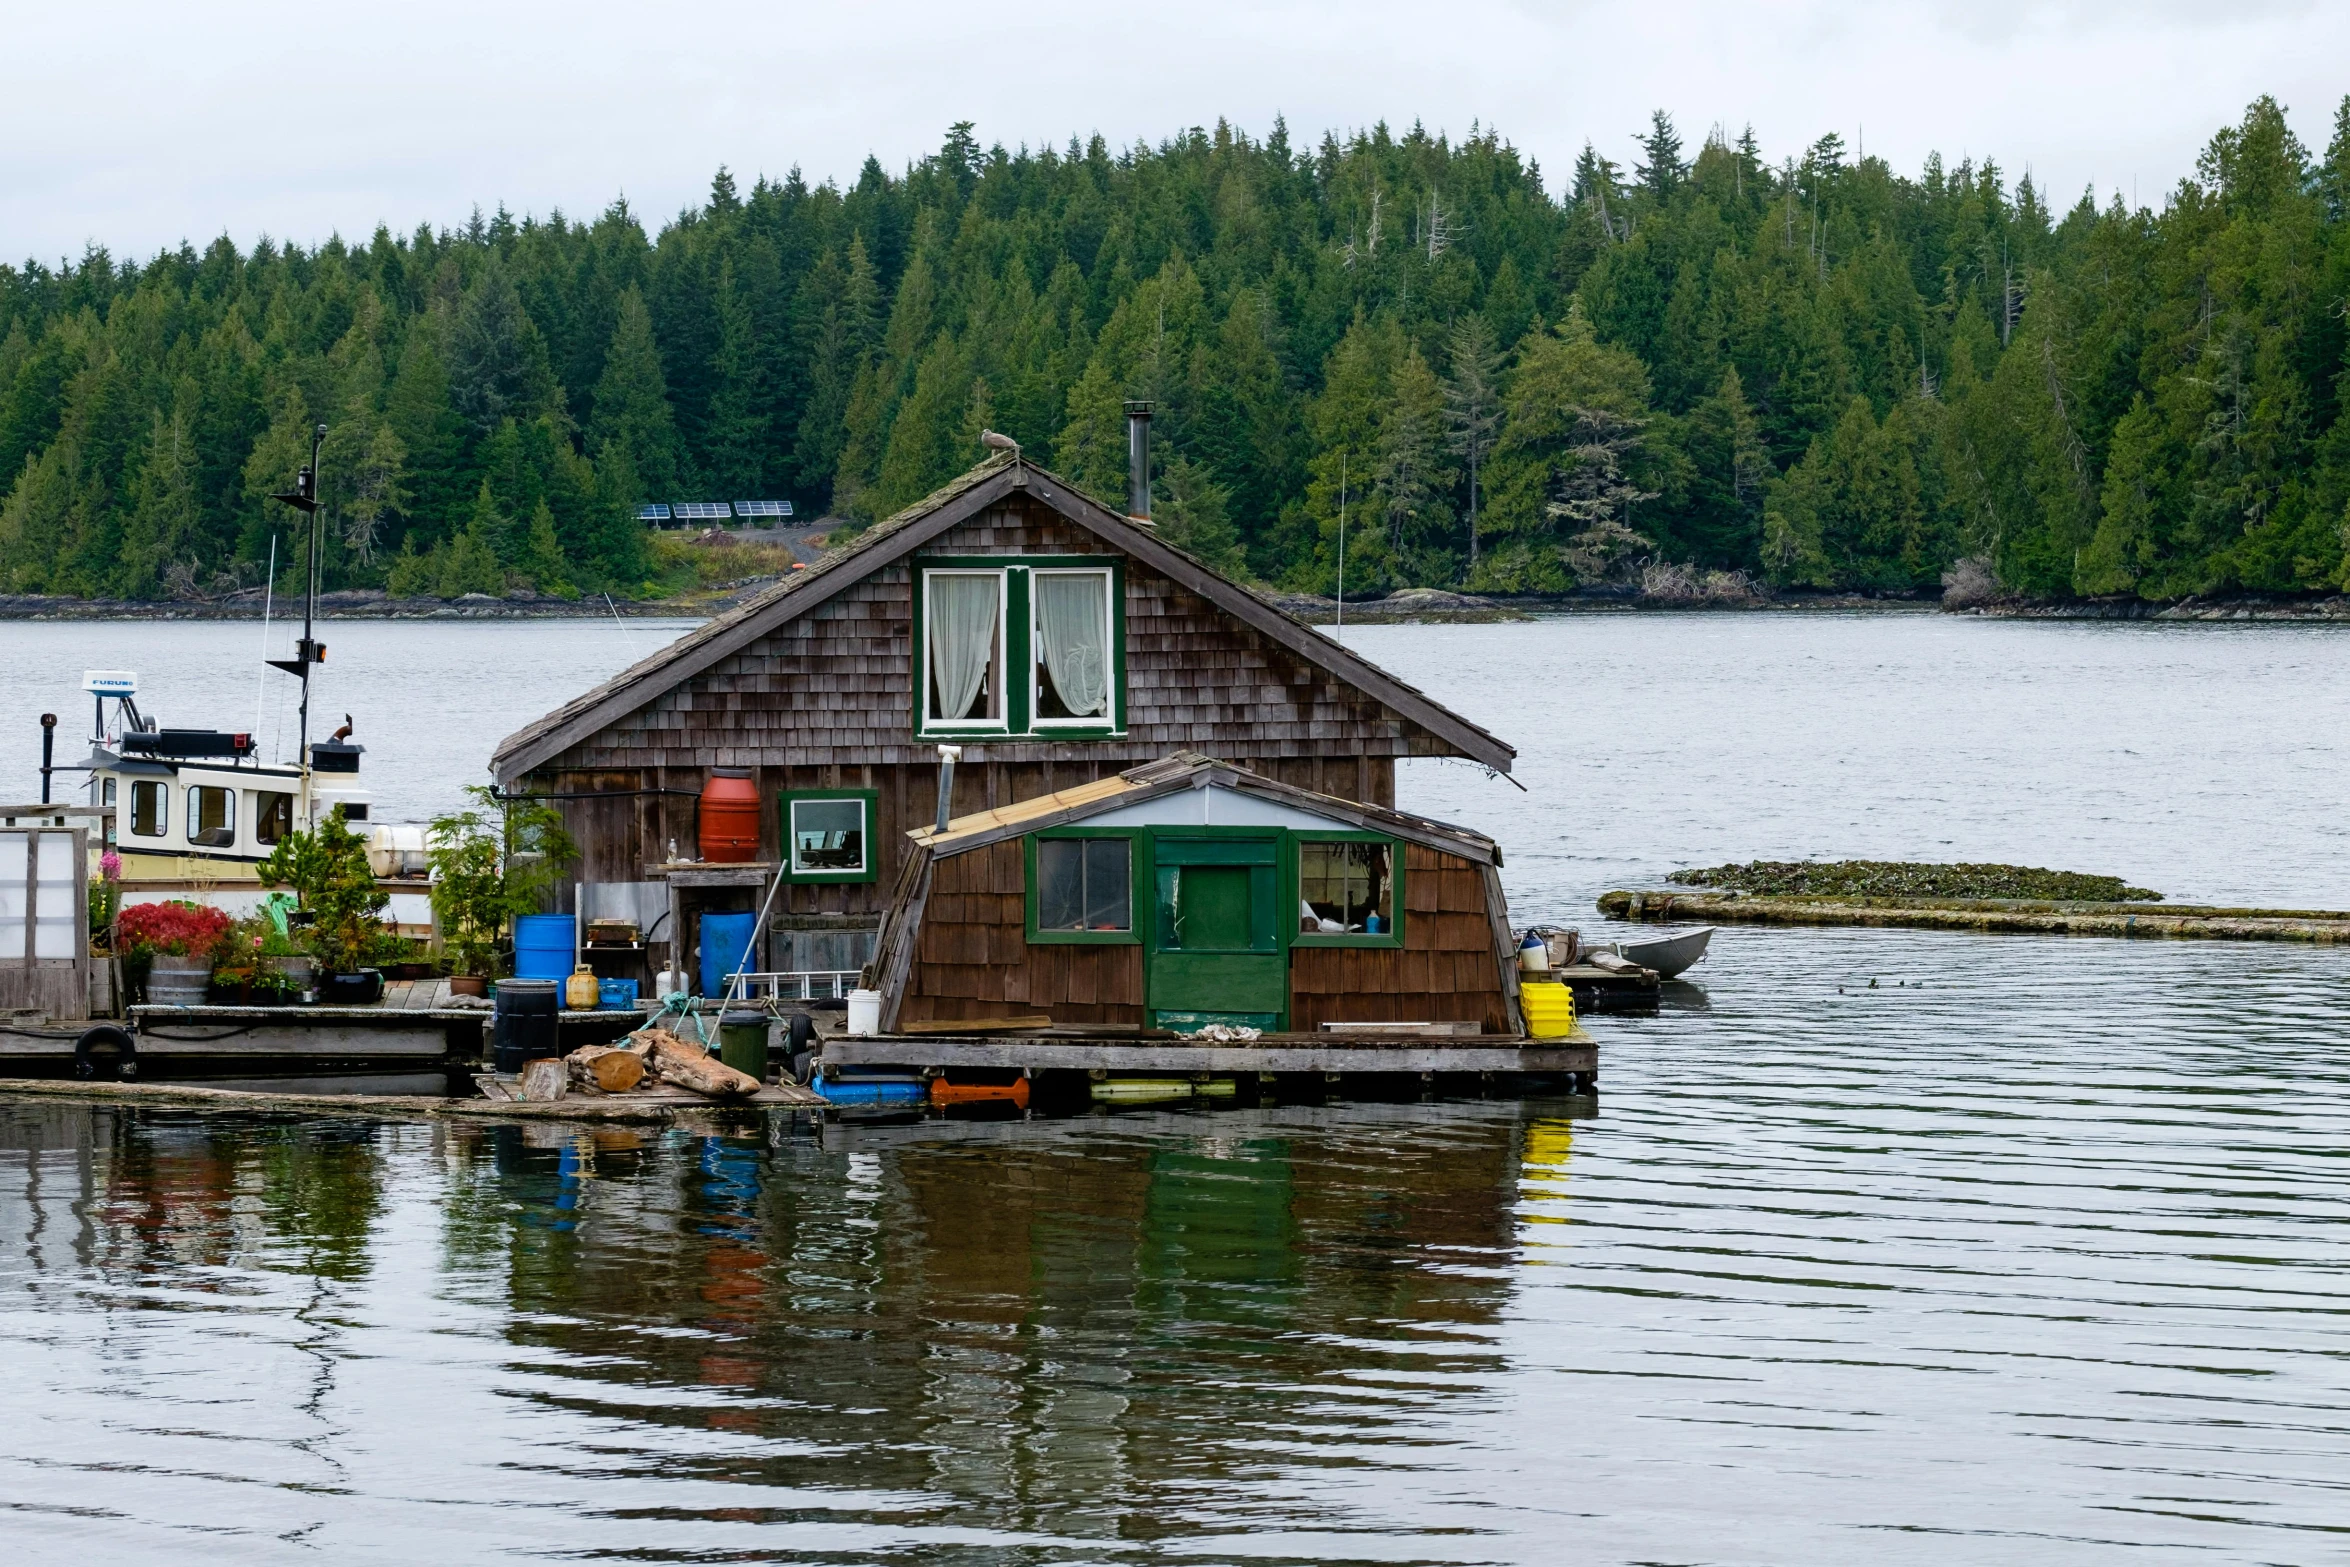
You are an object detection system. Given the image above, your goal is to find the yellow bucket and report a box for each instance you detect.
[1521,980,1577,1039]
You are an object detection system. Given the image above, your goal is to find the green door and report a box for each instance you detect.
[1146,832,1286,1032]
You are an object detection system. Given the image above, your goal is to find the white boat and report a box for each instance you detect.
[1593,926,1714,979]
[28,430,432,936]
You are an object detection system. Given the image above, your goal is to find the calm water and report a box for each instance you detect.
[4,612,2349,1561]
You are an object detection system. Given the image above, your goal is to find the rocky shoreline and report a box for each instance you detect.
[10,581,2350,626]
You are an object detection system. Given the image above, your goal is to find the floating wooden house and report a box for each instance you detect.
[491,443,1515,994]
[868,752,1523,1035]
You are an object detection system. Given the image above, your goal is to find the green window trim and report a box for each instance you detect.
[913,555,1126,740]
[779,789,881,883]
[1025,828,1145,944]
[1289,830,1406,948]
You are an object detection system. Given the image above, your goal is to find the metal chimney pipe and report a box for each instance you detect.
[39,713,55,804]
[934,744,962,834]
[1124,401,1153,522]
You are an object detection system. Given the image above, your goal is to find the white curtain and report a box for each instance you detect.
[1036,572,1110,719]
[927,573,999,721]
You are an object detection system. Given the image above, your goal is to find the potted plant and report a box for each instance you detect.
[117,900,233,1006]
[208,915,307,1005]
[428,784,576,995]
[258,805,395,1004]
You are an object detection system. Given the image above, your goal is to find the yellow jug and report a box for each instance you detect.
[565,964,601,1011]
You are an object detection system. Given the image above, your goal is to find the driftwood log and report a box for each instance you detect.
[518,1058,570,1102]
[637,1028,760,1098]
[567,1044,648,1094]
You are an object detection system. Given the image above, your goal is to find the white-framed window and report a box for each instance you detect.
[1031,567,1115,726]
[129,779,167,838]
[252,791,294,845]
[188,785,235,848]
[921,568,1007,730]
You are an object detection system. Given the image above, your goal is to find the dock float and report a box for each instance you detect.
[819,1030,1596,1084]
[0,1076,812,1123]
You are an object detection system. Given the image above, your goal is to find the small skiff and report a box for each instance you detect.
[1591,926,1713,979]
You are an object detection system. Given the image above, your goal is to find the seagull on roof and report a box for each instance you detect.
[980,429,1020,459]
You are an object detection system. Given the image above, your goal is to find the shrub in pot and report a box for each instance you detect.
[118,901,233,1004]
[258,806,397,996]
[428,784,576,990]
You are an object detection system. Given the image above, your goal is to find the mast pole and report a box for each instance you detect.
[298,425,323,820]
[267,425,328,822]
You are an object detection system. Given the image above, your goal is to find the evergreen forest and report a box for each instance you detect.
[5,98,2350,604]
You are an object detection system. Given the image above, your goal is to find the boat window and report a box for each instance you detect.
[1032,569,1114,724]
[129,780,166,838]
[253,791,294,845]
[188,785,235,848]
[789,797,867,875]
[1037,837,1131,932]
[1299,840,1394,936]
[922,570,1004,727]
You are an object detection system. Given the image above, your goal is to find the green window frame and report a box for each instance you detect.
[1024,828,1145,944]
[1289,831,1406,948]
[913,556,1125,739]
[779,789,880,883]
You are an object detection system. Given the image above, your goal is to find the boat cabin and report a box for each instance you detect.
[84,731,371,881]
[867,753,1524,1035]
[491,450,1515,996]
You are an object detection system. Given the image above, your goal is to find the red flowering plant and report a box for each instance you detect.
[116,900,234,961]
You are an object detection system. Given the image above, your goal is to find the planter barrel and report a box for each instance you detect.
[146,955,211,1008]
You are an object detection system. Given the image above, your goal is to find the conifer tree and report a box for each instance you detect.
[1441,314,1503,568]
[589,289,679,500]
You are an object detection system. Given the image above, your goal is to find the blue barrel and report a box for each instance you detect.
[513,914,576,980]
[699,911,759,998]
[812,1074,927,1105]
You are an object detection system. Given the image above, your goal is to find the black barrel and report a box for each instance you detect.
[492,979,560,1072]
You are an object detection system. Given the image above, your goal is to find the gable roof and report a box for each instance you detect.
[909,750,1501,865]
[490,455,1515,781]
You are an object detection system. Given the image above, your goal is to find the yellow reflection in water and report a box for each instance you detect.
[1520,1118,1574,1235]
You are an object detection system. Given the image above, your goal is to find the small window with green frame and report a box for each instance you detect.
[1026,829,1142,943]
[779,789,880,882]
[1294,832,1404,946]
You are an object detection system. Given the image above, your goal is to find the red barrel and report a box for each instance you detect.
[698,768,761,862]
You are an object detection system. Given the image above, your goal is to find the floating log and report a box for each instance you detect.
[518,1058,570,1102]
[637,1028,760,1098]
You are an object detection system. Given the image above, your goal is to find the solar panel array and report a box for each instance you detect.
[634,500,796,525]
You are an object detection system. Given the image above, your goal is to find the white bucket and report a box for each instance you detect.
[846,988,882,1037]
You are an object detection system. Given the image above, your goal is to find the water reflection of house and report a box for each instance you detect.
[490,446,1513,994]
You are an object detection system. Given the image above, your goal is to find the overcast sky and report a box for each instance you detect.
[7,1,2346,266]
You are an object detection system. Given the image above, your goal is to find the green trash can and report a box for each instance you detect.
[718,1010,771,1083]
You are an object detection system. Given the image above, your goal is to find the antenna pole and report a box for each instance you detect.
[256,535,276,754]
